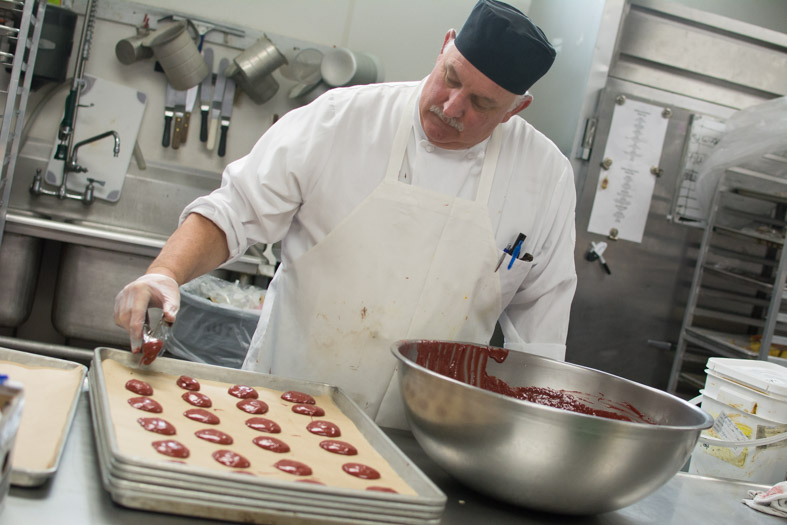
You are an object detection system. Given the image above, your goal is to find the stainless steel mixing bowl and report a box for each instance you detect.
[392,340,714,515]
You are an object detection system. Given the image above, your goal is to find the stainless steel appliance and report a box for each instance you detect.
[565,0,787,396]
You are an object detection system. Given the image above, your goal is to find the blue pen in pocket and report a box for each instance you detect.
[507,233,526,270]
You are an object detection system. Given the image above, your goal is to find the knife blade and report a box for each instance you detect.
[162,82,177,147]
[218,78,236,158]
[206,57,229,151]
[199,47,214,143]
[171,88,187,149]
[182,85,198,145]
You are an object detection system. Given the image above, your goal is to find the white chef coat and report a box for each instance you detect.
[182,80,577,363]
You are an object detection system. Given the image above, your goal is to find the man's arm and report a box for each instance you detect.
[114,212,230,353]
[147,212,230,284]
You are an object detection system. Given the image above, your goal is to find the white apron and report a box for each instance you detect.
[248,87,506,429]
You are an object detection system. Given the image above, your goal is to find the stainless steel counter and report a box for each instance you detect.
[4,386,782,525]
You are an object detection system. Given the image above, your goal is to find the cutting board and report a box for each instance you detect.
[45,76,147,202]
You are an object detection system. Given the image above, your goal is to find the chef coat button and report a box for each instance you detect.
[424,144,435,153]
[466,152,476,160]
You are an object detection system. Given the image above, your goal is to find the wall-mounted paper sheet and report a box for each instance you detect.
[587,99,669,243]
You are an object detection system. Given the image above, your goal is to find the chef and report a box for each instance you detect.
[114,0,577,429]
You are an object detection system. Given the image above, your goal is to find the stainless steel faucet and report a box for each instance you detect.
[67,130,121,173]
[29,130,120,205]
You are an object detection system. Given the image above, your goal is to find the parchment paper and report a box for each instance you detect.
[102,359,416,494]
[0,360,84,470]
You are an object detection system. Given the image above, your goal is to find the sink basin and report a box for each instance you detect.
[52,243,152,346]
[0,233,42,327]
[51,244,236,347]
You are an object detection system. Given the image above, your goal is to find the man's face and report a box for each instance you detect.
[419,37,525,150]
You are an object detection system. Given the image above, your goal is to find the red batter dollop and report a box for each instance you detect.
[292,404,325,417]
[182,391,212,408]
[212,449,250,469]
[137,417,176,435]
[367,486,397,493]
[252,436,290,453]
[195,428,234,445]
[281,390,315,404]
[183,408,220,425]
[306,420,341,437]
[245,417,281,433]
[319,440,358,456]
[228,384,258,399]
[125,379,153,396]
[127,396,163,413]
[414,341,652,423]
[176,375,200,391]
[236,398,269,414]
[140,339,163,365]
[151,439,189,458]
[274,459,312,476]
[342,462,380,480]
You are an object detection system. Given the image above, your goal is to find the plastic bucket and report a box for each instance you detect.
[689,358,787,484]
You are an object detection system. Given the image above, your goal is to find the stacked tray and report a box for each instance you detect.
[0,347,87,487]
[89,347,446,525]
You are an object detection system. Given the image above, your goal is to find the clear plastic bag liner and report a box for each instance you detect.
[167,275,265,368]
[695,97,787,220]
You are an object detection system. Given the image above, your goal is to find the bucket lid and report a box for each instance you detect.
[706,357,787,397]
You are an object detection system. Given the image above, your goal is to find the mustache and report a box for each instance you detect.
[429,105,464,132]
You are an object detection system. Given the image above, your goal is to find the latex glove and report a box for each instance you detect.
[114,273,180,354]
[742,481,787,518]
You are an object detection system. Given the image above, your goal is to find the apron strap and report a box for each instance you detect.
[384,87,420,182]
[475,126,501,205]
[384,83,503,207]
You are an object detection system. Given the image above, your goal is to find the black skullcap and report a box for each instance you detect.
[455,0,556,95]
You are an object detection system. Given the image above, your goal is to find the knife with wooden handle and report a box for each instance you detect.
[182,85,198,145]
[171,88,187,149]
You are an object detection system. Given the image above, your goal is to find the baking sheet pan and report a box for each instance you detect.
[88,360,443,524]
[87,367,441,520]
[89,348,445,523]
[102,475,429,525]
[0,347,87,486]
[91,348,444,502]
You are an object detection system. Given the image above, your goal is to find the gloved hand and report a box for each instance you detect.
[114,273,180,354]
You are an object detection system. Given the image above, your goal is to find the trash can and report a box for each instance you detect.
[167,275,265,368]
